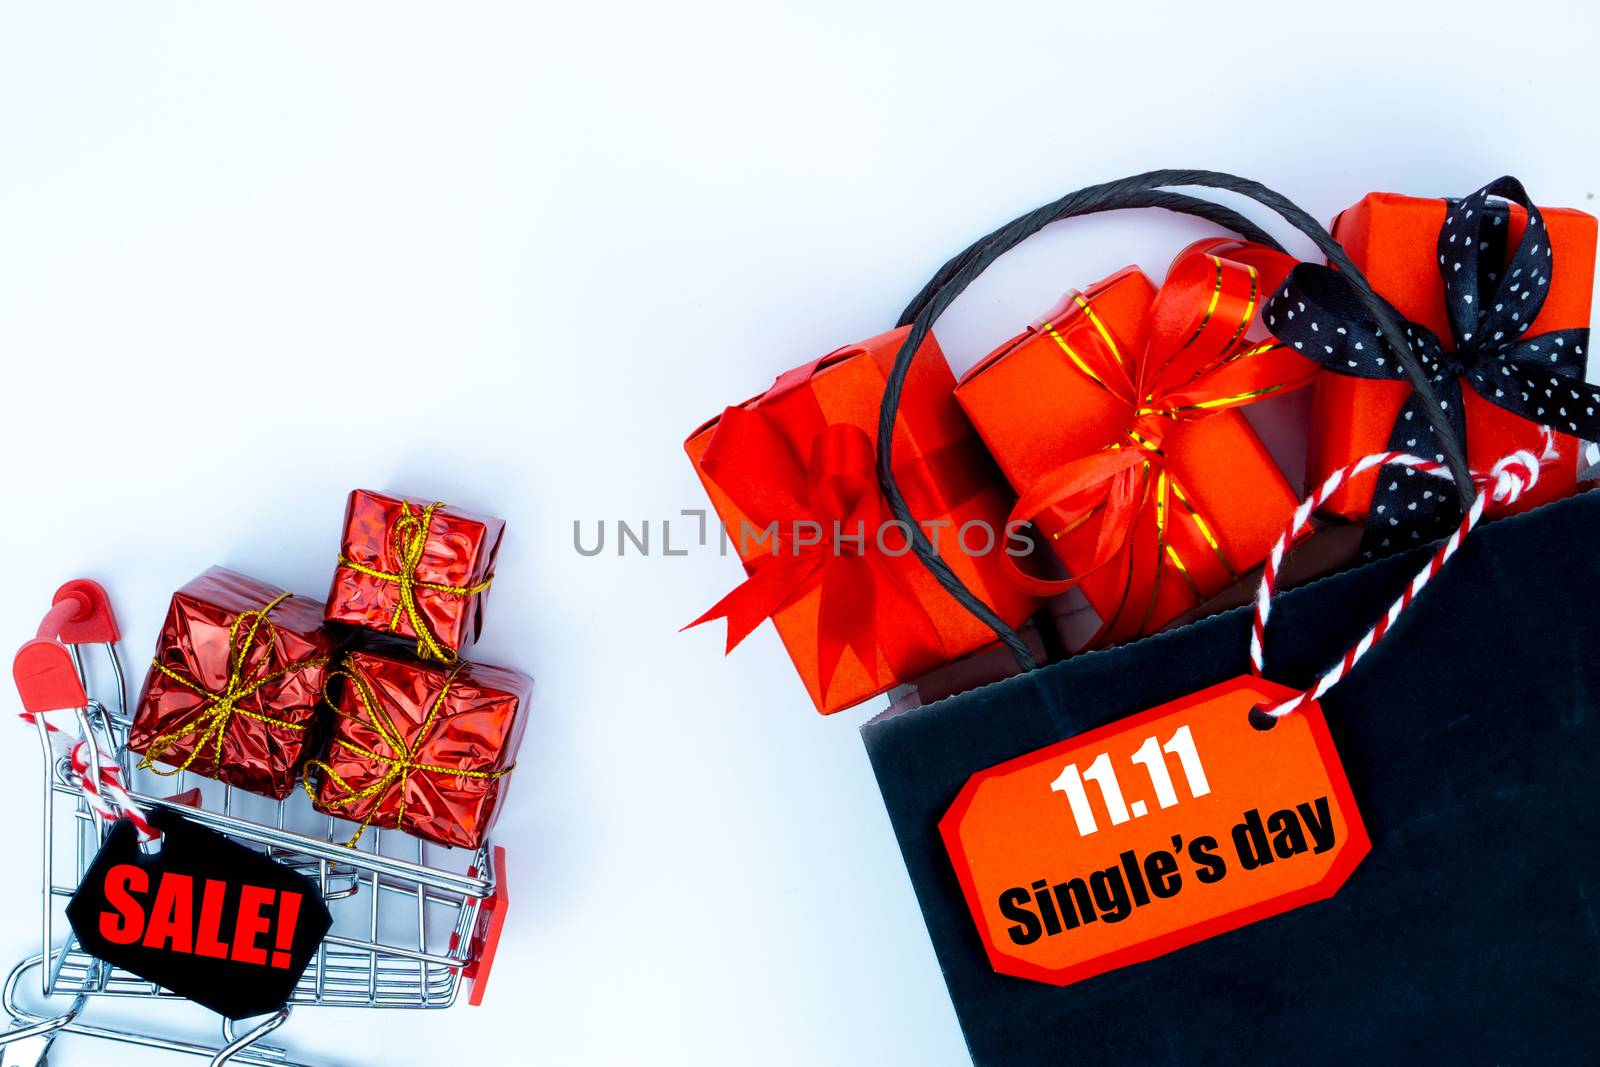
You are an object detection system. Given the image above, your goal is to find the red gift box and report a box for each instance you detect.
[685,326,1039,715]
[128,567,334,799]
[955,239,1317,646]
[1304,187,1596,523]
[308,648,532,850]
[326,490,503,662]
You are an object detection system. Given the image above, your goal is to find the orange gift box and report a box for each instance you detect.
[1306,189,1597,523]
[685,327,1038,715]
[955,239,1317,646]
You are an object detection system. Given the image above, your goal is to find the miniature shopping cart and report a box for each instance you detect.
[0,581,509,1066]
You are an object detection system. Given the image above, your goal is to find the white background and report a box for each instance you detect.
[1,3,1597,1064]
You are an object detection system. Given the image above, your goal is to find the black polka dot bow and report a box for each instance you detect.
[1264,176,1596,558]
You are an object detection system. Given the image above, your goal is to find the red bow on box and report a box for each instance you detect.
[1007,239,1318,641]
[686,406,945,698]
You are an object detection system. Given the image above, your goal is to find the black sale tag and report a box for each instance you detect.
[66,808,333,1020]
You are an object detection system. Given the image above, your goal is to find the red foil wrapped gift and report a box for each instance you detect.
[1296,184,1596,525]
[685,327,1039,715]
[326,490,504,662]
[128,567,334,799]
[955,239,1318,646]
[307,648,532,850]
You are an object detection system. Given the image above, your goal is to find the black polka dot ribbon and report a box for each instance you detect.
[1264,176,1596,557]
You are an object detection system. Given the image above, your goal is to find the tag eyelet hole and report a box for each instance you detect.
[1248,705,1279,732]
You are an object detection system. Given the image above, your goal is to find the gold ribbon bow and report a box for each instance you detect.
[1001,240,1316,646]
[140,592,329,777]
[305,662,514,848]
[335,500,493,662]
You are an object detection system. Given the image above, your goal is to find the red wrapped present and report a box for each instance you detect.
[307,648,532,850]
[326,490,503,662]
[1265,176,1597,550]
[954,238,1318,646]
[684,327,1039,715]
[128,567,334,799]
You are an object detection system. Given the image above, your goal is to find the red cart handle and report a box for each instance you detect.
[14,580,119,714]
[45,579,119,644]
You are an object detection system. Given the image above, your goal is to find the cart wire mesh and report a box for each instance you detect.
[3,586,507,1066]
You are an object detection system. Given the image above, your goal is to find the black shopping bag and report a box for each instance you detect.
[865,488,1600,1064]
[860,172,1600,1064]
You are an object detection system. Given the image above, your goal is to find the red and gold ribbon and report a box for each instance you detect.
[140,592,329,776]
[1006,238,1318,645]
[336,500,493,662]
[305,662,512,848]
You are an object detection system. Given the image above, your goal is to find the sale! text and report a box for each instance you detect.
[96,864,305,968]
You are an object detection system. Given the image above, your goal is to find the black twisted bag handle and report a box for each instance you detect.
[875,169,1474,672]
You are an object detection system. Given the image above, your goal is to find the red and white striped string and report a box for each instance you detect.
[20,707,158,840]
[1249,428,1558,723]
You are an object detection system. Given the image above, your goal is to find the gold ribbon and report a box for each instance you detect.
[1014,240,1317,646]
[1048,307,1242,603]
[305,662,513,848]
[140,592,329,777]
[335,500,494,662]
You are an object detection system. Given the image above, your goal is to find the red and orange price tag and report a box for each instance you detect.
[940,675,1368,987]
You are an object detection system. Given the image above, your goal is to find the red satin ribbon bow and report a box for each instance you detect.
[686,404,943,699]
[1009,238,1317,641]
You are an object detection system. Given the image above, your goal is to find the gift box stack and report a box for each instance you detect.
[127,490,532,850]
[686,176,1599,715]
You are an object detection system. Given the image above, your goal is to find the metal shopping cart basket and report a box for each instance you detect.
[0,581,510,1066]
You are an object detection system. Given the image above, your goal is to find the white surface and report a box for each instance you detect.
[1,3,1597,1064]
